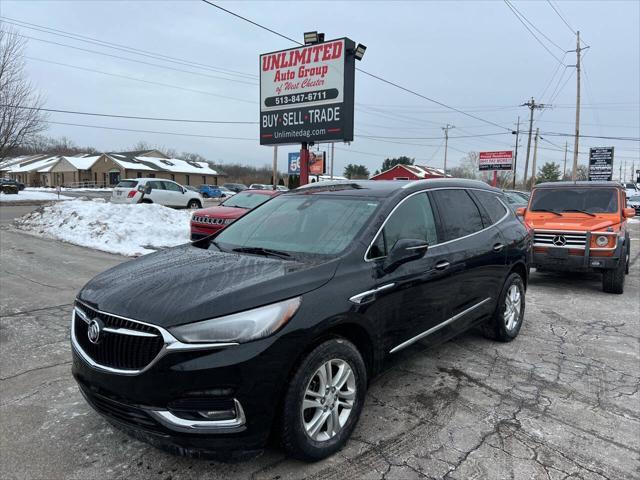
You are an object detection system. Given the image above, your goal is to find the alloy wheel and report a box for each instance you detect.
[504,284,522,331]
[302,359,356,442]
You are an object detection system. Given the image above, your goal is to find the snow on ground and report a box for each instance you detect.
[25,187,114,192]
[0,191,73,202]
[14,199,192,256]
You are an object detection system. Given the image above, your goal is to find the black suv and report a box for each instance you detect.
[71,179,531,461]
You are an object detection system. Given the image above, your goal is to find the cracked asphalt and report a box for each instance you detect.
[1,206,639,480]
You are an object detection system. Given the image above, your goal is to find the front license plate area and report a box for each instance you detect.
[548,248,569,259]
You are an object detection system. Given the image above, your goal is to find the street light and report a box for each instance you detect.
[304,31,320,45]
[354,43,367,61]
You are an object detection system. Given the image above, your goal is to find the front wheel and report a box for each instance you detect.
[187,199,202,209]
[602,256,626,294]
[280,338,367,461]
[483,273,525,342]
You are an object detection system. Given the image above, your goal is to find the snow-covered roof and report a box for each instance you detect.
[134,156,219,175]
[107,155,156,171]
[402,165,448,178]
[4,156,60,173]
[0,154,51,171]
[61,155,101,170]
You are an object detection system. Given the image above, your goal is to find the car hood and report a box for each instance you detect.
[526,214,618,232]
[78,244,338,328]
[192,205,247,219]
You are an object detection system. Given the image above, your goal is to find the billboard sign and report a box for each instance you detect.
[588,147,614,181]
[260,38,356,145]
[287,151,325,175]
[479,151,513,171]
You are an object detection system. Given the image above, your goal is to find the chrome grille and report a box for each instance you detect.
[192,215,231,225]
[73,301,164,371]
[534,231,587,248]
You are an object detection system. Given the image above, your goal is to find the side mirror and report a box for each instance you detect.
[383,239,429,273]
[515,207,526,217]
[623,207,636,218]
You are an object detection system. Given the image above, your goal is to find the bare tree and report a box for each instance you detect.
[0,28,48,159]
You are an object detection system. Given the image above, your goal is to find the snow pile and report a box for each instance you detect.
[25,187,114,192]
[15,199,192,256]
[0,191,73,202]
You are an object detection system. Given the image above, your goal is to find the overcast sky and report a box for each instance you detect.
[1,0,638,179]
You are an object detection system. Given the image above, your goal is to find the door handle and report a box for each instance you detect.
[493,243,505,252]
[434,260,450,271]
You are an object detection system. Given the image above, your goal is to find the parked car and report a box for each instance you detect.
[72,179,531,461]
[623,182,639,198]
[111,178,203,209]
[275,185,289,192]
[198,184,223,199]
[519,181,634,293]
[627,194,640,216]
[223,183,248,193]
[248,183,272,190]
[0,178,25,191]
[190,189,279,240]
[502,189,530,208]
[218,186,236,197]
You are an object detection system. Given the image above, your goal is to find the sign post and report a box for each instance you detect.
[479,151,514,188]
[588,147,614,181]
[260,36,357,185]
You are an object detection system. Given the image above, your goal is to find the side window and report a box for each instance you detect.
[472,190,508,225]
[431,189,484,241]
[163,181,182,192]
[148,181,165,190]
[367,193,438,259]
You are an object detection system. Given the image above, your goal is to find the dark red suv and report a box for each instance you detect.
[190,189,280,240]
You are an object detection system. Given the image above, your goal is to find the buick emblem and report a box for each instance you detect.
[552,235,567,247]
[87,319,103,344]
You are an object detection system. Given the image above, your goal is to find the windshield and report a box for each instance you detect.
[530,188,618,214]
[116,180,138,188]
[215,195,380,256]
[504,191,528,204]
[221,191,272,209]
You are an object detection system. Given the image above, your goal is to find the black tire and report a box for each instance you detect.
[141,199,153,204]
[483,272,525,342]
[187,199,202,209]
[602,255,625,294]
[625,236,630,275]
[280,338,367,461]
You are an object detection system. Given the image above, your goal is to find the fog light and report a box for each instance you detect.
[198,408,236,421]
[595,235,608,247]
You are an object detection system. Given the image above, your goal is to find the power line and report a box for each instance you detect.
[0,16,257,80]
[199,0,512,132]
[505,0,566,52]
[0,105,258,124]
[25,56,257,105]
[357,132,508,140]
[43,120,256,141]
[503,0,566,64]
[546,0,577,35]
[3,30,258,86]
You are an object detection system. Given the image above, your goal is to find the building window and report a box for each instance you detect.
[202,176,206,184]
[148,173,155,178]
[103,172,107,186]
[137,172,142,178]
[185,175,190,185]
[61,173,65,185]
[94,172,97,184]
[170,174,175,181]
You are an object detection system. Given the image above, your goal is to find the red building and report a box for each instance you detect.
[370,164,448,181]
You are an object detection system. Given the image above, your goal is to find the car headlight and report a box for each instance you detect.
[595,235,609,247]
[169,297,301,343]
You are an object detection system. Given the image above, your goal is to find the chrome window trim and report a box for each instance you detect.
[389,297,492,354]
[364,187,510,262]
[146,399,246,433]
[72,300,239,376]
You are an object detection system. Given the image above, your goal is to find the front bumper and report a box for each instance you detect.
[71,308,299,456]
[190,223,224,241]
[533,251,621,271]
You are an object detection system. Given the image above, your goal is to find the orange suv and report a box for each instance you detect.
[519,181,634,294]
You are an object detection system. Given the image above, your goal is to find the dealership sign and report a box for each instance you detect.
[260,38,356,145]
[588,147,614,181]
[288,151,325,175]
[479,151,513,171]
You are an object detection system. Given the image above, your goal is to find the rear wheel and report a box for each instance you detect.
[187,199,202,209]
[483,273,525,342]
[280,338,366,461]
[602,254,626,294]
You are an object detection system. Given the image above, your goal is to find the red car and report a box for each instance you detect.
[190,189,280,240]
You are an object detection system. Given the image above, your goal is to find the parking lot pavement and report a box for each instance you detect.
[1,223,638,480]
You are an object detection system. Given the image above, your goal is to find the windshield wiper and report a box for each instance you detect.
[561,209,596,217]
[532,208,563,216]
[232,246,291,259]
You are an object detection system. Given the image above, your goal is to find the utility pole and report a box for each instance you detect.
[442,124,455,174]
[272,146,278,190]
[330,142,335,180]
[563,142,568,179]
[512,116,520,189]
[531,128,540,188]
[570,31,588,180]
[521,98,548,188]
